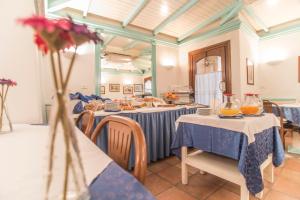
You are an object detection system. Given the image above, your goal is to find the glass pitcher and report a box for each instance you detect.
[254,94,264,114]
[241,93,260,115]
[219,93,241,116]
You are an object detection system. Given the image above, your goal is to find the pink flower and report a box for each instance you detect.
[0,79,17,86]
[19,16,102,54]
[34,33,48,54]
[18,16,56,32]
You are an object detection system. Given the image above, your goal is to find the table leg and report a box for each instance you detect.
[181,146,188,184]
[264,163,274,183]
[241,185,250,200]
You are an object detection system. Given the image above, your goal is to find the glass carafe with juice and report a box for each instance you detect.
[254,94,263,114]
[241,93,259,115]
[219,93,240,116]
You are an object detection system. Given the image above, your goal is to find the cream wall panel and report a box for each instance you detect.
[0,0,43,123]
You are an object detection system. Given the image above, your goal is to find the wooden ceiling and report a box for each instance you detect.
[46,0,300,47]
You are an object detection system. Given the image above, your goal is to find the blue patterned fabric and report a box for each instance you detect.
[280,107,300,126]
[92,107,197,169]
[70,92,111,114]
[171,123,285,195]
[89,162,155,200]
[70,92,110,103]
[73,101,84,114]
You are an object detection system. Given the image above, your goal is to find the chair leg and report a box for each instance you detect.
[181,146,188,185]
[264,163,274,183]
[240,185,249,200]
[282,130,287,150]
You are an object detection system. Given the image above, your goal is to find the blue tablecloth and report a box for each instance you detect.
[171,123,285,195]
[92,107,197,169]
[89,162,155,200]
[275,106,300,126]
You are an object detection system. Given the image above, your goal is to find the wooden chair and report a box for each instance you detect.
[263,100,293,149]
[75,110,95,138]
[91,115,147,183]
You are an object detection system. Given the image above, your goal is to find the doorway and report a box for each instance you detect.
[189,41,231,106]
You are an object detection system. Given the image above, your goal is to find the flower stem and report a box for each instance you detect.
[0,85,4,131]
[50,51,59,92]
[57,51,64,89]
[63,47,77,93]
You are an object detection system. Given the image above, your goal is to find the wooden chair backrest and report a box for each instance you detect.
[91,115,147,183]
[263,100,284,139]
[75,110,95,138]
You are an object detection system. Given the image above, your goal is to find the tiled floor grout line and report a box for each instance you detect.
[202,183,226,200]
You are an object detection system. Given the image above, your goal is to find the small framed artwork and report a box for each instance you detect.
[246,58,254,85]
[123,85,133,94]
[109,84,120,92]
[100,86,105,94]
[134,84,143,92]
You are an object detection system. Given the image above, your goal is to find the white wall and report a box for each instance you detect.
[238,29,260,96]
[178,30,243,98]
[0,0,43,123]
[101,72,144,99]
[156,45,180,97]
[40,44,96,105]
[257,31,300,99]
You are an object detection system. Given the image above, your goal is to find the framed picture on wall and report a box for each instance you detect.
[123,85,133,94]
[109,84,120,92]
[100,86,105,94]
[134,84,143,92]
[246,58,254,85]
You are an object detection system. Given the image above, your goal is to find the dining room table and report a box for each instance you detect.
[274,103,300,126]
[171,113,285,195]
[0,124,155,200]
[75,105,201,169]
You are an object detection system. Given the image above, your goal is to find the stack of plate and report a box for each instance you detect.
[196,108,212,115]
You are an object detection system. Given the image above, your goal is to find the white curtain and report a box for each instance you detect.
[195,56,222,106]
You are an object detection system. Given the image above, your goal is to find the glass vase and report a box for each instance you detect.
[46,93,90,200]
[0,101,13,133]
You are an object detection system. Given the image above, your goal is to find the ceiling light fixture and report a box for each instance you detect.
[266,0,279,6]
[160,2,169,17]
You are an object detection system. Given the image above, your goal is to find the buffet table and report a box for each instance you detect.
[81,106,199,168]
[0,125,154,200]
[171,113,285,195]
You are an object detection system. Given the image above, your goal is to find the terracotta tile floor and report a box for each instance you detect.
[144,134,300,200]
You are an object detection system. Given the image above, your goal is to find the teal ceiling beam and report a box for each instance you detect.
[47,0,72,12]
[240,20,259,39]
[95,42,101,95]
[123,40,139,50]
[259,21,300,40]
[102,68,143,75]
[179,19,241,46]
[151,41,157,97]
[243,6,269,32]
[139,47,152,56]
[47,13,178,47]
[220,1,243,25]
[103,35,116,48]
[153,0,200,35]
[122,0,149,27]
[177,2,237,42]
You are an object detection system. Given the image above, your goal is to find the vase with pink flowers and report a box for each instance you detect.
[0,78,17,133]
[19,16,102,200]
